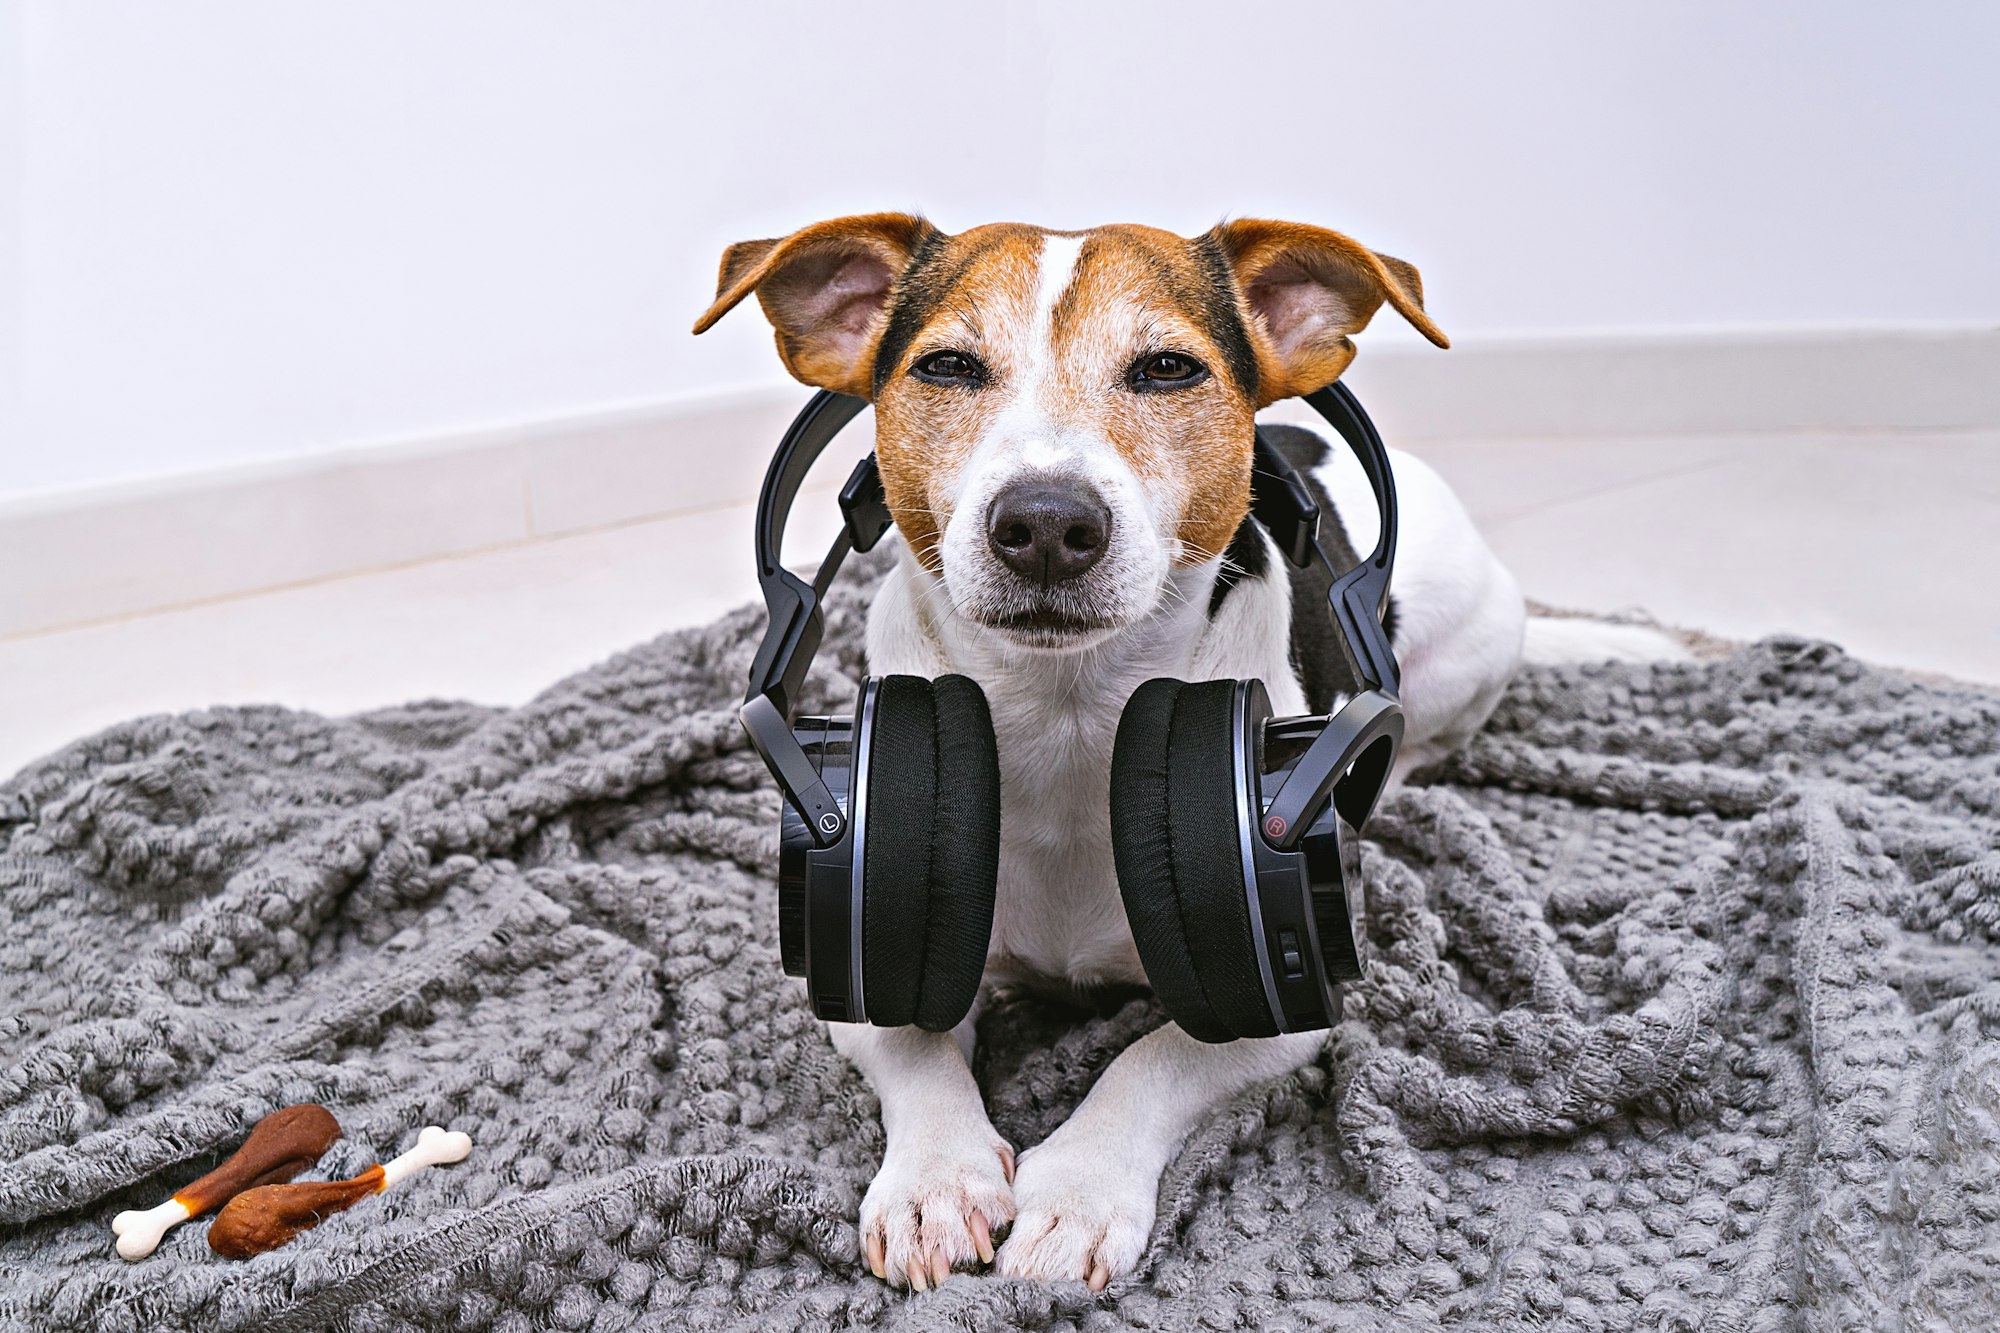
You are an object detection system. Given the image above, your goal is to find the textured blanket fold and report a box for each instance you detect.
[3,574,1998,1331]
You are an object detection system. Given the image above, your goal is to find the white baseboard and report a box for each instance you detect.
[1338,324,2000,441]
[1,388,870,640]
[3,326,1992,641]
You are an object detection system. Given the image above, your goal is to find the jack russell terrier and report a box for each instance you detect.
[694,214,1679,1293]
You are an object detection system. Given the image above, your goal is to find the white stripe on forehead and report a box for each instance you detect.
[1014,232,1090,472]
[1026,232,1087,376]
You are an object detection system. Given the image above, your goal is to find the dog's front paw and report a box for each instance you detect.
[860,1129,1016,1291]
[994,1124,1156,1292]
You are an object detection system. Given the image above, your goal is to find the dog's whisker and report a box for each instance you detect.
[1177,537,1231,561]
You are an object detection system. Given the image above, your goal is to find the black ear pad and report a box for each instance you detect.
[1110,679,1277,1043]
[860,674,1002,1031]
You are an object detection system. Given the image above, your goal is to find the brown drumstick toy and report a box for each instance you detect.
[112,1104,341,1261]
[208,1125,473,1258]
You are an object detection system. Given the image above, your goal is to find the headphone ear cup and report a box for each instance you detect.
[1110,678,1277,1043]
[860,674,1001,1031]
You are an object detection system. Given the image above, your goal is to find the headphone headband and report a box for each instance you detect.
[1253,383,1401,696]
[741,382,1401,848]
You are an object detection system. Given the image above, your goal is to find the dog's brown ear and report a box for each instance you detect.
[1202,219,1448,404]
[692,213,940,398]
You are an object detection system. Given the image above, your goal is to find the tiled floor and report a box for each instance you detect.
[3,428,1996,779]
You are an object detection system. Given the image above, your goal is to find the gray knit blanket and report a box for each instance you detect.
[4,568,1999,1331]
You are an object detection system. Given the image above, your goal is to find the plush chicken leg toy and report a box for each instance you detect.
[208,1125,473,1258]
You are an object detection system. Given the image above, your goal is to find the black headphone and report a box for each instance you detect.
[740,384,1403,1042]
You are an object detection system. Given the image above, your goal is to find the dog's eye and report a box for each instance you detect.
[912,350,985,385]
[1129,352,1207,390]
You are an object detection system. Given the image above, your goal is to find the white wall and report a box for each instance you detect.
[4,0,1997,498]
[1,1,23,484]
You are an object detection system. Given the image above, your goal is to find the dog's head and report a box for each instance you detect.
[695,216,1446,649]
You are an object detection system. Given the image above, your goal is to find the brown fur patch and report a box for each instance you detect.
[1201,219,1447,404]
[871,227,1046,569]
[691,213,938,398]
[1039,227,1257,564]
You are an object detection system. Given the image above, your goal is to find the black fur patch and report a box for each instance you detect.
[1189,232,1261,400]
[1206,512,1271,617]
[869,223,958,397]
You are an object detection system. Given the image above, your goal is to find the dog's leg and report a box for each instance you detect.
[834,560,1013,1289]
[832,1013,1016,1290]
[995,1025,1322,1290]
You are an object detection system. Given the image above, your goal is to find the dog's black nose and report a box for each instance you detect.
[986,481,1112,587]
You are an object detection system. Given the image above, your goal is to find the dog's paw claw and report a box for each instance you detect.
[971,1209,995,1264]
[865,1230,887,1281]
[860,1132,1016,1290]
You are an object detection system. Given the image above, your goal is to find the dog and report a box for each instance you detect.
[694,214,1680,1293]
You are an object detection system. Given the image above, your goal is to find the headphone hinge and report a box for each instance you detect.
[1249,433,1321,569]
[839,455,894,553]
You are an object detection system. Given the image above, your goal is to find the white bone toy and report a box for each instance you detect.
[207,1125,473,1257]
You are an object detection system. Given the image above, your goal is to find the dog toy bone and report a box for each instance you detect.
[208,1124,472,1258]
[112,1103,342,1261]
